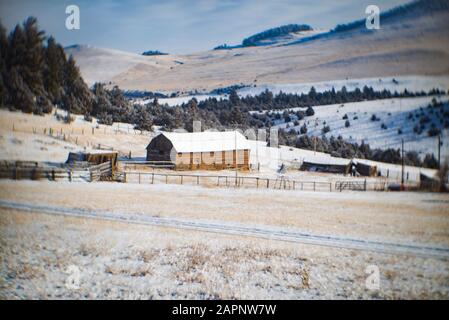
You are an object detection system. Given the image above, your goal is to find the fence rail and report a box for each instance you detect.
[0,161,113,182]
[122,161,176,170]
[123,171,333,191]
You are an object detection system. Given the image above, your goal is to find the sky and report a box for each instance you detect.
[0,0,412,54]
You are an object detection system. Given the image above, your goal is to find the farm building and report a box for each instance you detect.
[300,157,351,175]
[352,160,378,177]
[66,151,118,171]
[146,131,251,170]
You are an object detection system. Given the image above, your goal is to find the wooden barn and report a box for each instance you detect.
[146,131,251,170]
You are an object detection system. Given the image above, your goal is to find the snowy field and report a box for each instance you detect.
[135,76,449,107]
[0,108,441,183]
[0,109,152,162]
[255,95,449,159]
[1,180,449,299]
[238,76,449,97]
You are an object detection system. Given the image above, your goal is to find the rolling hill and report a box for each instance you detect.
[65,0,449,94]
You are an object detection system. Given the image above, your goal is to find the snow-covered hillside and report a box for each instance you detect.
[253,95,449,158]
[238,76,449,97]
[147,75,449,106]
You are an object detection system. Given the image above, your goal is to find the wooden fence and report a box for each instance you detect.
[123,171,333,191]
[122,161,176,170]
[335,180,367,192]
[0,161,112,182]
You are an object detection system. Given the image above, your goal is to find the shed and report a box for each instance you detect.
[352,160,378,177]
[146,131,251,170]
[300,157,351,175]
[66,151,118,170]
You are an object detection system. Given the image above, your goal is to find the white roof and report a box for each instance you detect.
[159,131,251,153]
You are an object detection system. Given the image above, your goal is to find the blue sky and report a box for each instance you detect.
[0,0,411,54]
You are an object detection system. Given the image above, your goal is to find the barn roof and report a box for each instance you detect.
[154,131,251,153]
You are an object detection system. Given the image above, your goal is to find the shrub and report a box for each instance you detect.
[345,120,350,127]
[322,125,331,134]
[306,106,315,117]
[84,113,93,122]
[428,125,441,137]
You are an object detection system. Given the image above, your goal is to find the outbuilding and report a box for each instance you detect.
[146,131,251,170]
[300,157,351,175]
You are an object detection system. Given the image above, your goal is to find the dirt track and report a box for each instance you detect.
[1,199,448,259]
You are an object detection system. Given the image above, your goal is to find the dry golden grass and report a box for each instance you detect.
[1,209,448,299]
[1,180,448,246]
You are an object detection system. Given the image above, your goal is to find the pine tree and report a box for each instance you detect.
[229,89,240,105]
[63,55,92,114]
[0,21,8,107]
[44,36,65,105]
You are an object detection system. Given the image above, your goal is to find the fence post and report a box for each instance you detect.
[166,175,168,184]
[267,179,269,188]
[197,176,199,185]
[69,170,72,182]
[256,178,259,188]
[138,172,141,184]
[124,172,127,183]
[52,169,56,181]
[181,175,184,185]
[152,173,154,184]
[330,183,332,192]
[313,182,316,191]
[364,179,367,191]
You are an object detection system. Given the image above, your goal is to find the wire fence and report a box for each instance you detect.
[123,171,334,191]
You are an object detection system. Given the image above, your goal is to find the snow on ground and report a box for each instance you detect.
[1,180,448,299]
[0,109,152,162]
[133,76,449,107]
[0,108,439,182]
[1,180,448,245]
[258,95,449,159]
[139,94,222,107]
[238,75,449,97]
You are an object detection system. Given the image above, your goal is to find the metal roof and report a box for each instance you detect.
[157,131,251,153]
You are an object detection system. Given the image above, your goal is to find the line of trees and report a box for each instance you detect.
[277,131,439,169]
[0,17,139,126]
[242,24,312,47]
[0,17,93,116]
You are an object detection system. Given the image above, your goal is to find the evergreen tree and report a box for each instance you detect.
[44,36,65,105]
[0,21,8,107]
